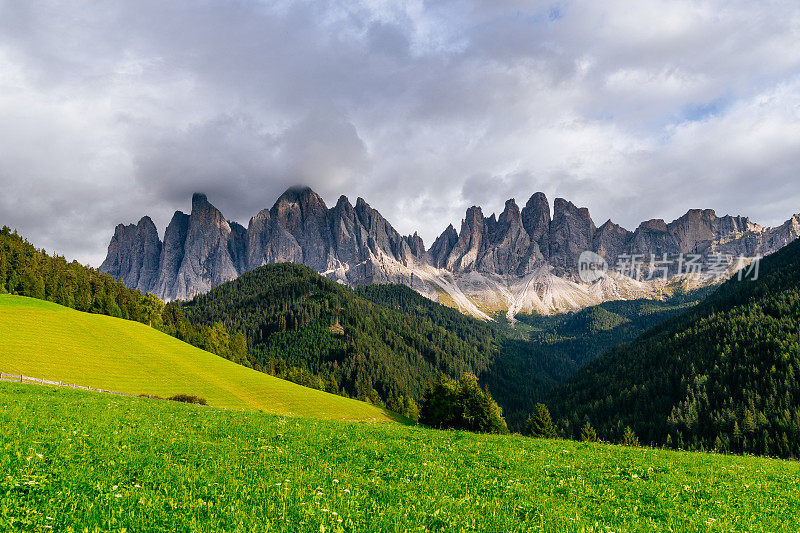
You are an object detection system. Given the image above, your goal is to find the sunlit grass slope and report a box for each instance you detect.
[2,382,800,532]
[0,294,396,422]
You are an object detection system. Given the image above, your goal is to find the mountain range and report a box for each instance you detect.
[100,186,800,317]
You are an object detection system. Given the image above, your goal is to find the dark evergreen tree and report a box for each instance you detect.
[525,404,557,439]
[419,374,508,434]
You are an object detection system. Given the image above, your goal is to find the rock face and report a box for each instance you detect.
[168,193,241,300]
[101,187,800,317]
[549,198,597,271]
[99,216,161,293]
[106,187,428,301]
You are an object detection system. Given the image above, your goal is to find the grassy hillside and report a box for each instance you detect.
[3,381,799,532]
[0,294,396,422]
[0,224,251,365]
[549,237,800,457]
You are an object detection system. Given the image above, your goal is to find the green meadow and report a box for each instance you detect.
[2,381,799,532]
[0,294,395,422]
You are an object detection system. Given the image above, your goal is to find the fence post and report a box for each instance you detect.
[19,374,23,383]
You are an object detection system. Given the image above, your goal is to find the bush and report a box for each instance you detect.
[167,394,208,406]
[419,374,508,434]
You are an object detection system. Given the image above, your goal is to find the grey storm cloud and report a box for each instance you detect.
[1,0,800,265]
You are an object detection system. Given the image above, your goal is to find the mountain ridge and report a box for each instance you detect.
[101,187,800,317]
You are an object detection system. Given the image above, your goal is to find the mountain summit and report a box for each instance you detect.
[101,187,800,317]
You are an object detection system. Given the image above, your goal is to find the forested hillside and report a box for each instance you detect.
[1,226,156,321]
[182,272,705,431]
[179,264,499,407]
[355,283,706,430]
[549,238,800,458]
[354,284,574,429]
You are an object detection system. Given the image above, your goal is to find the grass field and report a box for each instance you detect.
[2,382,799,532]
[0,294,395,422]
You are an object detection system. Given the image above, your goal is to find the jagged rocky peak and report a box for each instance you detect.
[192,192,209,208]
[275,185,327,210]
[328,194,362,266]
[498,198,521,224]
[153,211,190,299]
[550,198,596,269]
[100,216,162,293]
[522,192,550,238]
[270,185,328,231]
[168,192,239,299]
[353,196,415,264]
[404,232,426,256]
[188,192,230,232]
[430,224,458,268]
[629,218,679,257]
[637,219,669,232]
[101,187,800,317]
[446,206,486,271]
[459,206,486,244]
[553,197,593,222]
[479,198,537,274]
[334,194,354,212]
[593,219,631,262]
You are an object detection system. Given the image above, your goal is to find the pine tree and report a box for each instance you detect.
[732,421,742,450]
[621,426,639,447]
[525,404,557,439]
[580,421,598,442]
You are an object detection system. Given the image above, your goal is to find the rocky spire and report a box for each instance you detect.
[478,199,533,274]
[447,206,486,271]
[549,198,596,270]
[429,224,458,268]
[99,216,162,293]
[268,186,330,271]
[170,193,239,300]
[592,219,631,263]
[521,192,551,260]
[152,211,190,300]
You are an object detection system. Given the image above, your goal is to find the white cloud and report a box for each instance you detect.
[0,0,799,265]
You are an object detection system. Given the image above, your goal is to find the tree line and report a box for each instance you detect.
[547,237,800,459]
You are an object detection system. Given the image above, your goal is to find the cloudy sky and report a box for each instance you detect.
[2,0,800,266]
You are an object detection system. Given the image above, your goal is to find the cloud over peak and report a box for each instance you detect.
[1,0,799,265]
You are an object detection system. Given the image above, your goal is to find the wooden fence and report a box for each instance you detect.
[0,372,134,397]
